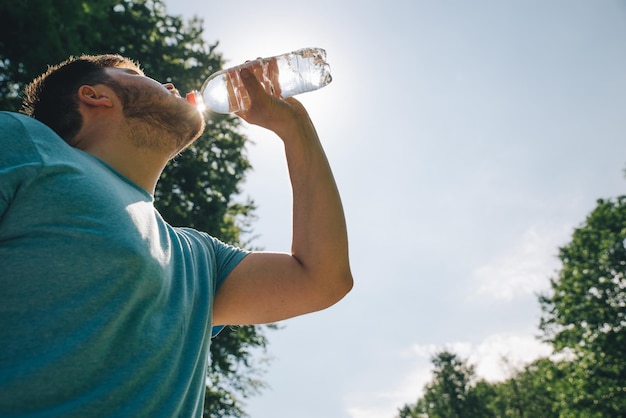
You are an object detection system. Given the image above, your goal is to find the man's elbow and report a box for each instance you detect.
[321,268,354,309]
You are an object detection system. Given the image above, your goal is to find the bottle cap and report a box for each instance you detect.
[186,91,199,105]
[186,91,206,113]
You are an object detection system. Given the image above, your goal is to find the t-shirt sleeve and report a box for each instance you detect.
[176,228,249,338]
[209,235,250,290]
[208,235,249,337]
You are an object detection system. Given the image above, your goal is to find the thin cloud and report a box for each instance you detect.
[469,223,568,301]
[345,331,552,418]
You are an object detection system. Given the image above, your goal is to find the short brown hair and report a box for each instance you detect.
[21,54,141,141]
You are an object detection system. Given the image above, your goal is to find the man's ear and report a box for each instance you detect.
[77,85,114,108]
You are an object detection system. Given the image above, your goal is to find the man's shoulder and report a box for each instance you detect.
[0,111,74,162]
[0,111,47,130]
[0,111,63,146]
[0,111,26,122]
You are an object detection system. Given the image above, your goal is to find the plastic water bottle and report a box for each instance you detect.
[186,47,332,114]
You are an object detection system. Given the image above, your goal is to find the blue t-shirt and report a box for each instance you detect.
[0,112,249,417]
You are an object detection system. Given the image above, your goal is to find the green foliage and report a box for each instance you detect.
[482,358,564,418]
[0,0,119,110]
[539,196,626,416]
[1,1,272,416]
[205,325,277,418]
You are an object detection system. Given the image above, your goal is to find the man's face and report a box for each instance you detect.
[104,67,205,155]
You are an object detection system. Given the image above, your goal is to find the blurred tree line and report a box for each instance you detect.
[398,196,626,417]
[1,0,272,416]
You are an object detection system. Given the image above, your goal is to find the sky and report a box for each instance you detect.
[164,1,626,417]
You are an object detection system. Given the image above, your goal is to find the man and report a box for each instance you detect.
[0,54,352,417]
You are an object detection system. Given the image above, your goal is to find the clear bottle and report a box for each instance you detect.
[186,47,332,114]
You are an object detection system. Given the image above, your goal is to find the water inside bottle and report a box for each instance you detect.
[277,48,332,97]
[200,73,231,114]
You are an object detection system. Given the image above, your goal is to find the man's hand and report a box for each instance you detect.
[235,68,310,139]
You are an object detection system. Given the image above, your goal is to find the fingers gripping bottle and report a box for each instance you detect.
[186,47,332,114]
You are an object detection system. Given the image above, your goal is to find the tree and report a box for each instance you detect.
[539,196,626,416]
[398,353,573,418]
[483,357,565,418]
[1,1,271,416]
[399,351,492,418]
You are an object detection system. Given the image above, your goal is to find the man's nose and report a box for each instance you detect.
[163,83,180,96]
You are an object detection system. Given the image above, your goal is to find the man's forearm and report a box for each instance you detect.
[279,112,353,300]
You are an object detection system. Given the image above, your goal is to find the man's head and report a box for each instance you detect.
[21,54,141,142]
[21,54,205,155]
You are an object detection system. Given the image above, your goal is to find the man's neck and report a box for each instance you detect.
[74,122,170,195]
[86,145,167,195]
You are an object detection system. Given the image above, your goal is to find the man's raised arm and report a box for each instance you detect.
[212,68,353,326]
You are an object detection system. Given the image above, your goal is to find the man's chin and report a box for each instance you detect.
[191,110,206,139]
[173,111,205,155]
